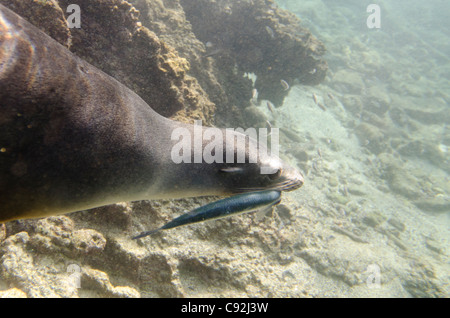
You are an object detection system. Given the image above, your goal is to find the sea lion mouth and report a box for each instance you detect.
[233,168,304,193]
[274,176,304,192]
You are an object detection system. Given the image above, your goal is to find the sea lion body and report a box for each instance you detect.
[0,4,303,222]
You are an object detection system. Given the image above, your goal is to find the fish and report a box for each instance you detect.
[280,79,290,91]
[317,102,326,111]
[251,88,258,104]
[266,101,275,114]
[132,190,282,239]
[203,48,223,58]
[327,92,335,101]
[312,93,318,104]
[265,26,275,38]
[265,120,274,136]
[266,101,278,120]
[252,88,258,99]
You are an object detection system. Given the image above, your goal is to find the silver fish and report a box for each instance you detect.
[317,102,326,111]
[267,101,275,113]
[250,88,259,104]
[252,88,258,99]
[265,26,275,38]
[203,48,223,58]
[265,120,274,136]
[280,79,290,91]
[133,190,282,239]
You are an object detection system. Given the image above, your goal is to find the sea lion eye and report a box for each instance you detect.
[268,168,282,180]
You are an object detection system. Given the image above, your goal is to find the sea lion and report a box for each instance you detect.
[0,4,303,223]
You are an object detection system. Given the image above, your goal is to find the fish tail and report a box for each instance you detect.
[132,227,162,240]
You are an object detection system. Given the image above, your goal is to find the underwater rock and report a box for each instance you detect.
[293,149,309,163]
[296,238,390,287]
[81,267,140,298]
[330,226,368,244]
[0,232,76,297]
[71,229,107,256]
[346,185,367,196]
[424,237,444,255]
[385,230,408,251]
[332,70,365,94]
[400,261,445,297]
[326,193,349,205]
[0,288,27,298]
[276,204,294,221]
[388,107,411,128]
[360,111,388,129]
[71,203,134,231]
[341,95,363,116]
[362,211,386,228]
[1,0,215,123]
[387,218,406,232]
[364,85,391,115]
[30,216,75,253]
[363,97,390,117]
[243,106,268,127]
[0,224,5,242]
[288,146,309,162]
[403,99,449,125]
[376,152,449,207]
[280,128,304,143]
[396,140,448,171]
[413,197,450,214]
[354,123,386,154]
[376,153,423,200]
[23,216,107,258]
[425,144,449,171]
[0,0,71,47]
[131,0,221,124]
[328,176,339,187]
[387,170,423,200]
[396,140,425,157]
[376,153,402,170]
[179,0,327,107]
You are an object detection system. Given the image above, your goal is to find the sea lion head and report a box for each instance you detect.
[215,130,304,194]
[164,127,304,197]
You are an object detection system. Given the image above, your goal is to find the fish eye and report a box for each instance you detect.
[268,168,282,180]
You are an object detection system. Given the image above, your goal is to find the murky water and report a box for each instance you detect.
[273,0,449,297]
[0,0,448,298]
